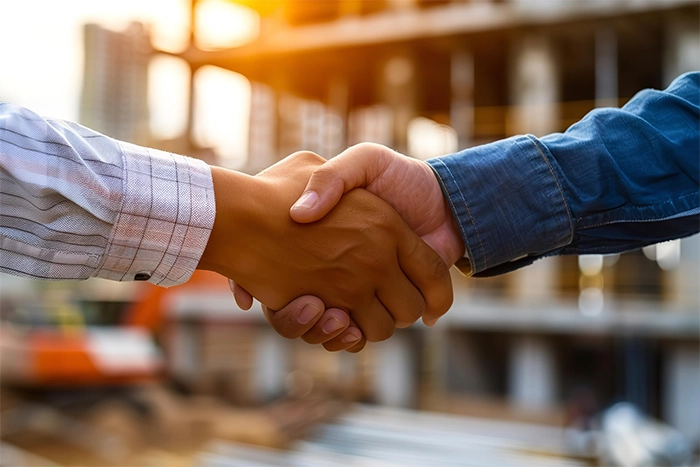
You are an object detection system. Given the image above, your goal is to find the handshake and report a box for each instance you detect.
[198,143,466,353]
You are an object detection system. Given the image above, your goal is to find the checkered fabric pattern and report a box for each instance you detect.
[0,103,215,287]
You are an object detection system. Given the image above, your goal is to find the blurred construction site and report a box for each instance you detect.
[0,0,698,465]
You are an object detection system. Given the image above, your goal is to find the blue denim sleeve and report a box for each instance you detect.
[427,72,699,277]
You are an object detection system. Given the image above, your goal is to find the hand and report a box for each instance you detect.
[229,280,365,352]
[233,143,464,342]
[291,143,465,267]
[198,151,453,343]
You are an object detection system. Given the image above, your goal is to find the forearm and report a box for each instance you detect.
[0,103,215,285]
[428,72,699,277]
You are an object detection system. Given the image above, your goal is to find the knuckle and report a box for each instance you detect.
[395,296,427,328]
[367,323,394,342]
[270,310,306,340]
[403,235,421,257]
[312,164,340,185]
[353,142,378,154]
[431,255,451,282]
[290,150,324,164]
[274,321,303,339]
[334,283,361,306]
[429,283,454,319]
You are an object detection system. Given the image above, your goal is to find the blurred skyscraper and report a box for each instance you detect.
[80,22,151,145]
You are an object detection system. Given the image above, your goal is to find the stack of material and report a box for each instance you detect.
[210,395,347,449]
[0,388,345,466]
[0,443,60,467]
[198,405,593,467]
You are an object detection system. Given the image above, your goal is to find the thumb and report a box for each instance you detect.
[290,143,390,223]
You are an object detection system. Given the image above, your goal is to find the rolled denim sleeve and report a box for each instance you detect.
[428,71,699,277]
[427,135,574,276]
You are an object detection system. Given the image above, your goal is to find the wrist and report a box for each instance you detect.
[445,214,467,265]
[198,166,261,278]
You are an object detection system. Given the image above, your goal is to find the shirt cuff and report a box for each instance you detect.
[426,135,574,277]
[94,142,215,287]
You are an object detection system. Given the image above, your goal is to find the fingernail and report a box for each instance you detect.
[297,304,321,324]
[322,317,345,334]
[228,278,235,293]
[292,191,318,211]
[424,317,438,327]
[341,329,361,344]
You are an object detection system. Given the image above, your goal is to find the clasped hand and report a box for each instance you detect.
[200,145,465,352]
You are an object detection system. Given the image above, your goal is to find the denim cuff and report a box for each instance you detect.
[427,135,574,277]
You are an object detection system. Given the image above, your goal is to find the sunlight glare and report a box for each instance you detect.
[149,56,190,140]
[193,66,251,168]
[408,117,458,160]
[195,0,260,50]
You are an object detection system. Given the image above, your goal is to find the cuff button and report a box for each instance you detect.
[134,271,151,281]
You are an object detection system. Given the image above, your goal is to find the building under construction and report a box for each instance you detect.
[151,0,700,444]
[8,0,697,463]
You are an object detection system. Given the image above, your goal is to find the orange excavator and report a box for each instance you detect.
[0,271,232,462]
[0,270,228,387]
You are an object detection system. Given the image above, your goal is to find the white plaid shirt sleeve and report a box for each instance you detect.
[0,103,215,287]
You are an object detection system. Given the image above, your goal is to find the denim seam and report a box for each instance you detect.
[577,190,700,229]
[526,135,575,247]
[431,159,485,271]
[562,243,646,254]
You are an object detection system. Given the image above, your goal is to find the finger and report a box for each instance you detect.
[344,317,367,353]
[301,308,351,345]
[351,298,395,343]
[290,143,390,223]
[376,268,426,329]
[322,325,364,352]
[262,296,325,339]
[230,280,254,311]
[397,232,454,326]
[343,336,367,353]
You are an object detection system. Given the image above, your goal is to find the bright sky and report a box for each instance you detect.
[0,0,257,166]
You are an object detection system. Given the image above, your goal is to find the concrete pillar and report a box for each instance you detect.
[508,33,559,136]
[663,344,700,443]
[445,331,492,395]
[620,337,649,411]
[511,257,560,302]
[253,327,290,401]
[247,82,278,171]
[595,27,618,108]
[337,351,360,399]
[422,324,449,406]
[168,319,201,386]
[450,48,474,148]
[509,336,557,411]
[324,76,349,157]
[378,51,417,154]
[373,331,416,407]
[300,100,325,155]
[664,235,700,308]
[663,12,700,87]
[347,104,393,147]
